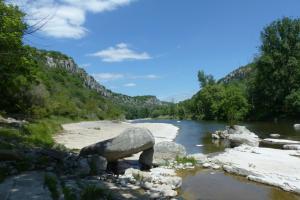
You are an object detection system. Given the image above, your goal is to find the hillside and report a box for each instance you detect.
[32,48,166,119]
[218,63,254,84]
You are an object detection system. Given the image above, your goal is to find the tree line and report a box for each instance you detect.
[155,17,300,123]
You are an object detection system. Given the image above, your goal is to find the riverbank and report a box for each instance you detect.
[54,120,179,150]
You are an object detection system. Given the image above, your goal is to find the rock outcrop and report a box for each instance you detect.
[212,125,259,147]
[153,141,186,165]
[79,127,155,167]
[210,145,300,194]
[41,51,167,108]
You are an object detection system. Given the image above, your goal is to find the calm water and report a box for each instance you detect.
[133,119,300,200]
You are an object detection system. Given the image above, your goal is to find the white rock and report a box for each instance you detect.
[228,126,259,147]
[140,181,153,190]
[211,145,300,194]
[294,124,300,130]
[212,164,221,170]
[262,138,300,145]
[283,144,300,150]
[212,133,220,139]
[270,134,280,138]
[202,163,211,168]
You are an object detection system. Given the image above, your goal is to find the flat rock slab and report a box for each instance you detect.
[262,138,300,145]
[0,171,52,200]
[211,145,300,194]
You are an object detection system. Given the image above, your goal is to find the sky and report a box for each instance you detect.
[11,0,300,102]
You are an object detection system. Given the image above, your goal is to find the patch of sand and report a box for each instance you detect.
[54,120,179,150]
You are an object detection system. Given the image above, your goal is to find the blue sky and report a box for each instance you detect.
[16,0,300,101]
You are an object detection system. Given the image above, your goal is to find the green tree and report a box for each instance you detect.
[0,1,38,115]
[253,17,300,118]
[221,85,249,124]
[198,70,215,88]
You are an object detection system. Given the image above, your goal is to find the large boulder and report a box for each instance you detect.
[228,126,259,147]
[79,127,155,162]
[213,125,259,147]
[153,142,186,166]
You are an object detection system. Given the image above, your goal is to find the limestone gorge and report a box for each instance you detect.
[1,1,300,200]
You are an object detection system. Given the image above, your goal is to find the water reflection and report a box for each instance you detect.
[177,168,300,200]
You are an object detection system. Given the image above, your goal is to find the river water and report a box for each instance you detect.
[133,119,300,200]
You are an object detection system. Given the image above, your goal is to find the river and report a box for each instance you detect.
[133,119,300,200]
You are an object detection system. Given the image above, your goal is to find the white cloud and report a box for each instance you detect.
[93,73,124,82]
[9,0,135,39]
[124,83,136,87]
[89,43,151,62]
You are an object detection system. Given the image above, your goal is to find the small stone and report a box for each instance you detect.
[212,164,220,170]
[270,134,280,138]
[202,163,211,168]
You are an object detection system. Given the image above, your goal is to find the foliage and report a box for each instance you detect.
[175,156,197,165]
[44,174,59,200]
[198,70,215,88]
[252,17,300,119]
[63,186,77,200]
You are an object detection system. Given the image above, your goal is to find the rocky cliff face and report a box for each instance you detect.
[39,51,165,107]
[218,64,253,84]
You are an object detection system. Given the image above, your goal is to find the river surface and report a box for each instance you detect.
[133,119,300,200]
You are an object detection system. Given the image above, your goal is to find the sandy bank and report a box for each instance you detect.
[54,120,179,149]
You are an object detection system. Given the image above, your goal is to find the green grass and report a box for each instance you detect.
[0,116,78,149]
[44,174,60,200]
[80,185,107,200]
[62,186,77,200]
[175,156,197,165]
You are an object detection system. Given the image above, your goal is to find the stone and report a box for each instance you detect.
[202,163,211,168]
[0,171,52,200]
[261,138,300,145]
[79,127,155,162]
[270,134,280,138]
[139,147,154,169]
[212,164,221,170]
[211,145,300,194]
[212,133,220,139]
[78,158,90,175]
[88,155,107,174]
[283,144,300,150]
[228,125,259,147]
[141,181,153,190]
[153,142,186,166]
[294,124,300,130]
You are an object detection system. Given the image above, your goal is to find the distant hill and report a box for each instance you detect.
[32,48,166,119]
[218,63,254,84]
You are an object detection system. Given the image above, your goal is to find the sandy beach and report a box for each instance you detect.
[54,120,179,150]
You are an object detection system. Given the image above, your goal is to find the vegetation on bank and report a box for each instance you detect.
[153,17,300,122]
[1,0,300,145]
